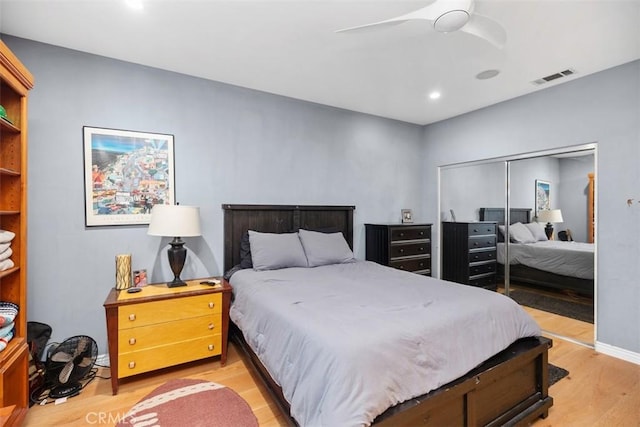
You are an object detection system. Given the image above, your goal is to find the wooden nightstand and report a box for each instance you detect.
[103,278,232,395]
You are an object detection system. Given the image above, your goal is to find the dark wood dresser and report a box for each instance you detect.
[365,223,432,276]
[442,221,498,290]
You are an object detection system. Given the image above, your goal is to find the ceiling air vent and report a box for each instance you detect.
[532,68,577,86]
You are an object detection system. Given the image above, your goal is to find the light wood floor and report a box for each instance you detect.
[25,308,639,426]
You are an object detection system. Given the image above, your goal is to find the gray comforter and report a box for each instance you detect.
[230,260,540,426]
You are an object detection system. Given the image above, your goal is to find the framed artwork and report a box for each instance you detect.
[83,126,175,226]
[401,209,414,223]
[535,179,550,214]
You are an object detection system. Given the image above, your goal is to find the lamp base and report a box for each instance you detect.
[544,222,554,239]
[167,237,187,288]
[167,277,187,288]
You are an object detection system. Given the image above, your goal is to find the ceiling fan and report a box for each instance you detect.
[335,0,506,49]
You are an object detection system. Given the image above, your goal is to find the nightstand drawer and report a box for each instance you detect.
[389,256,431,273]
[390,226,430,241]
[118,335,222,378]
[118,315,221,351]
[390,242,430,258]
[468,235,496,250]
[118,293,222,328]
[468,223,496,236]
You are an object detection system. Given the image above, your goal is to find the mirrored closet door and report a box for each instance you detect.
[440,146,595,345]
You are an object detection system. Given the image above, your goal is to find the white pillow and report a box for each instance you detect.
[248,231,308,271]
[508,222,537,244]
[524,222,548,241]
[298,229,355,267]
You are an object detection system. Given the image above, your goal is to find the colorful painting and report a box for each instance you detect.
[83,126,175,226]
[535,179,550,214]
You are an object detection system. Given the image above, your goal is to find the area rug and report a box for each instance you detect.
[510,289,594,323]
[549,363,569,387]
[117,378,258,427]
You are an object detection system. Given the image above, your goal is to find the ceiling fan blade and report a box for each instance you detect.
[51,351,73,363]
[336,0,475,33]
[335,16,414,34]
[59,361,74,384]
[460,13,507,49]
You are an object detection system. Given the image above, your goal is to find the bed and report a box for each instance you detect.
[479,207,594,297]
[223,204,553,426]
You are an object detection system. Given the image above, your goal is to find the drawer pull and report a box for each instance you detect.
[129,338,136,345]
[419,231,424,236]
[419,262,424,267]
[208,344,215,351]
[419,247,424,251]
[208,302,215,309]
[399,249,404,253]
[473,228,478,233]
[399,265,405,269]
[208,323,215,330]
[128,314,136,321]
[399,232,404,237]
[128,361,136,369]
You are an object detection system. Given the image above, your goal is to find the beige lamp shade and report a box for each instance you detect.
[148,204,202,237]
[537,209,563,223]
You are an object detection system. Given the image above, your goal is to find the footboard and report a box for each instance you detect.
[374,337,553,426]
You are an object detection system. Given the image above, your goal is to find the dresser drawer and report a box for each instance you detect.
[469,249,496,263]
[468,235,496,250]
[390,226,430,241]
[118,315,221,352]
[118,293,222,328]
[389,256,431,273]
[468,274,497,290]
[118,335,222,378]
[390,242,430,258]
[469,261,497,278]
[468,223,496,236]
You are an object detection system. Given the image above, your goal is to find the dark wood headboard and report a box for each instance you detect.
[479,208,532,225]
[222,204,355,273]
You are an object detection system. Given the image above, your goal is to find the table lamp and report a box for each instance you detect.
[148,204,202,287]
[537,209,563,239]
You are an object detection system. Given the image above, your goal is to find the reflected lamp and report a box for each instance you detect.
[537,209,563,240]
[148,204,202,287]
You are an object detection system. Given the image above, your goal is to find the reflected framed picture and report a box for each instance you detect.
[83,126,175,226]
[535,179,550,214]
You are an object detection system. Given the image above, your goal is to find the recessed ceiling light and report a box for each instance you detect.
[125,0,144,10]
[429,91,441,100]
[475,69,500,80]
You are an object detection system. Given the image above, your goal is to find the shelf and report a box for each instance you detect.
[0,211,20,216]
[0,168,20,177]
[0,266,19,280]
[0,337,25,365]
[0,118,20,133]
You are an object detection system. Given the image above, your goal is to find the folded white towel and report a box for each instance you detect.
[0,247,12,261]
[0,259,15,271]
[0,230,15,244]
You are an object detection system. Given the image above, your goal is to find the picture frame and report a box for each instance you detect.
[401,209,414,224]
[83,126,175,227]
[535,179,550,214]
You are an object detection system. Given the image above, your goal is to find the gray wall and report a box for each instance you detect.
[422,60,640,356]
[558,155,595,242]
[4,36,424,353]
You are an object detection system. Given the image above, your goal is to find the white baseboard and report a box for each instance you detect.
[595,341,640,365]
[95,353,110,367]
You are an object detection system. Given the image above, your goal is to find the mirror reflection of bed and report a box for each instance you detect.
[440,148,595,345]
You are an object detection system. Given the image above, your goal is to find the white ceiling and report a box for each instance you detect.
[1,0,639,125]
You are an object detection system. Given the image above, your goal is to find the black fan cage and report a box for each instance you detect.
[45,335,98,385]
